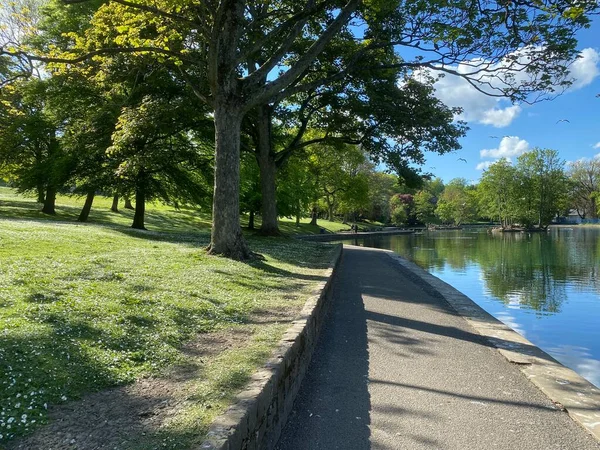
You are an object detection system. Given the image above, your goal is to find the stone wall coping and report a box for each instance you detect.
[198,243,343,450]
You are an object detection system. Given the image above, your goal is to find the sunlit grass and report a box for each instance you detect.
[0,188,336,445]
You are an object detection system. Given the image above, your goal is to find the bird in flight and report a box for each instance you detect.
[457,158,467,163]
[489,135,499,139]
[556,119,570,124]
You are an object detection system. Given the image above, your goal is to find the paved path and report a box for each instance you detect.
[276,246,600,450]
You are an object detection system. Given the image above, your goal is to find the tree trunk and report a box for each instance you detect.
[131,181,146,230]
[36,184,45,203]
[111,194,119,212]
[78,190,95,222]
[248,210,255,230]
[310,206,318,226]
[124,196,134,209]
[255,105,280,235]
[208,104,250,259]
[41,186,56,215]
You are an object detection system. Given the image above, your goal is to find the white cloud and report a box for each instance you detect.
[480,136,530,159]
[425,70,521,127]
[416,47,600,128]
[570,48,600,90]
[593,142,600,149]
[480,105,522,128]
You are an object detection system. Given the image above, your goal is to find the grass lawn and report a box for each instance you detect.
[0,188,337,447]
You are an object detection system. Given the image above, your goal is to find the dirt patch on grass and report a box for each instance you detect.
[5,327,257,450]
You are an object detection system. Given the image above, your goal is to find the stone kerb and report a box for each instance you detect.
[385,251,600,443]
[199,244,343,450]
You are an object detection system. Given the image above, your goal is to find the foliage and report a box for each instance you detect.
[363,171,399,223]
[435,178,477,226]
[414,190,437,225]
[475,149,569,229]
[389,193,414,226]
[476,158,520,228]
[0,78,68,201]
[515,149,569,229]
[566,158,600,219]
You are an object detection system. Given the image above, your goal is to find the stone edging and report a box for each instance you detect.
[199,244,343,450]
[296,229,414,242]
[385,251,600,442]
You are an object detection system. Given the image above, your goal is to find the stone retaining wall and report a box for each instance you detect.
[199,244,343,450]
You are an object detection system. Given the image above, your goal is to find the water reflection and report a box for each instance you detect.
[353,228,600,388]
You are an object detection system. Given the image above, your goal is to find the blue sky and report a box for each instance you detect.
[421,21,600,184]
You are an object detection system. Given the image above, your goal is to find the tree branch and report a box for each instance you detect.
[244,0,360,110]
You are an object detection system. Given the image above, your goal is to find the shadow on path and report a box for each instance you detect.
[276,254,372,450]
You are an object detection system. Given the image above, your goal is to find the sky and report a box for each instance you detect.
[421,21,600,184]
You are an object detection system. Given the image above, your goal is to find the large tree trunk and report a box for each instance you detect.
[41,186,56,215]
[124,196,134,210]
[111,194,119,212]
[131,179,146,230]
[255,106,280,235]
[78,190,95,222]
[208,104,250,259]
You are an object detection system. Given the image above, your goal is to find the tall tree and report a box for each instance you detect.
[436,178,477,226]
[476,158,520,228]
[515,149,569,229]
[566,158,600,219]
[414,190,437,226]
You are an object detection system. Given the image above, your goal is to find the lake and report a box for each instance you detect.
[345,227,600,388]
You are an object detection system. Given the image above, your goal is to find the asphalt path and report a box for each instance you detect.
[276,245,600,450]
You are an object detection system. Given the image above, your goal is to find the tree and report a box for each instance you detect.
[476,159,520,228]
[277,153,319,227]
[436,178,477,226]
[239,151,261,230]
[305,142,369,222]
[0,78,70,214]
[414,190,437,226]
[4,0,597,258]
[108,95,213,229]
[515,149,569,229]
[390,194,414,226]
[566,158,600,219]
[364,172,398,223]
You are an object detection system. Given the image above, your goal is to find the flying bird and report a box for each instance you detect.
[489,135,499,139]
[457,158,467,163]
[556,119,570,124]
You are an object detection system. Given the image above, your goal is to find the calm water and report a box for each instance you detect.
[348,228,600,388]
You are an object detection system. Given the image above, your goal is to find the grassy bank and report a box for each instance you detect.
[0,188,336,447]
[0,186,353,235]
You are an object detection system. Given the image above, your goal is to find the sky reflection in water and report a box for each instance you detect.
[353,228,600,388]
